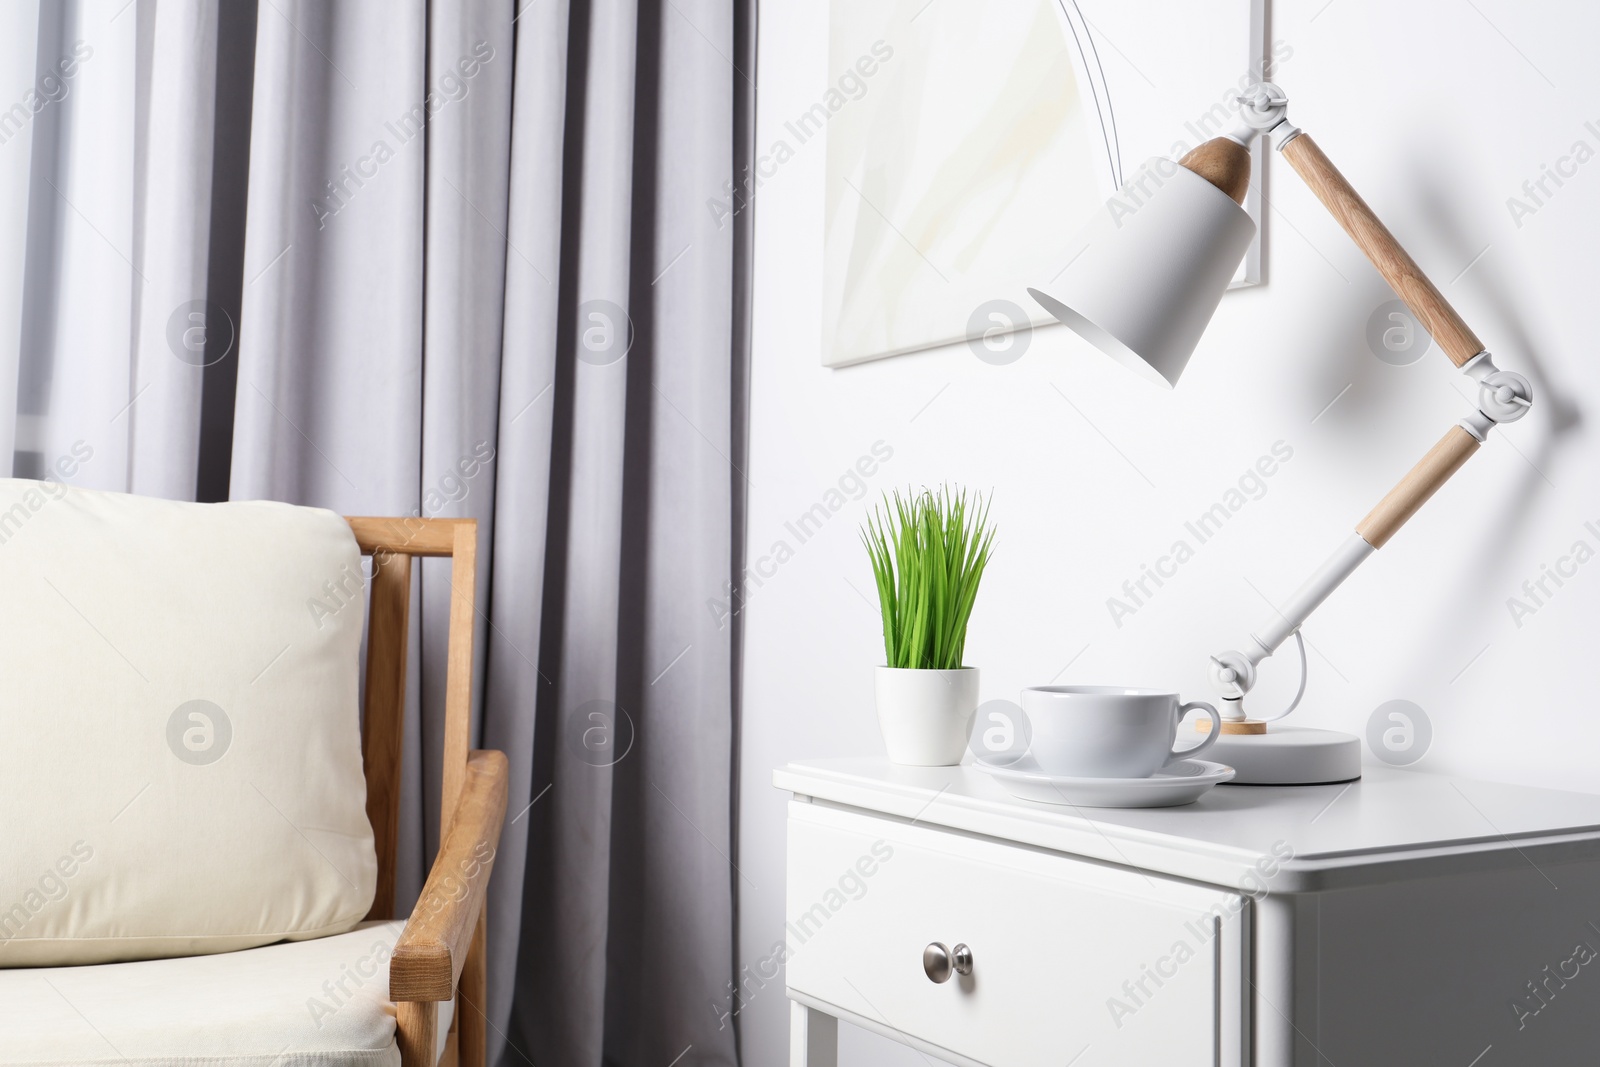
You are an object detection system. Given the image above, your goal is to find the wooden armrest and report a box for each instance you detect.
[390,749,509,1001]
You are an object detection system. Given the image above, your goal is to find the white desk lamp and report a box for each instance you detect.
[1029,83,1534,784]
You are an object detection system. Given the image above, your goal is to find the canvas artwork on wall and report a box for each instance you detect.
[822,0,1267,368]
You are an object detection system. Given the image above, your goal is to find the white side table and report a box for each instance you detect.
[776,758,1600,1066]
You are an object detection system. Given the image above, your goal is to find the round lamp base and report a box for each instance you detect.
[1210,726,1362,785]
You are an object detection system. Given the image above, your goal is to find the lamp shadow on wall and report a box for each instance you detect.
[1409,158,1582,702]
[1289,270,1411,438]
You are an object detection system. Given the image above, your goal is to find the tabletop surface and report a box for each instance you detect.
[774,758,1600,891]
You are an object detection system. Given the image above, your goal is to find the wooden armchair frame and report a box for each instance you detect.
[347,517,508,1067]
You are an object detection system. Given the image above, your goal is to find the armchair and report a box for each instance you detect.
[0,506,508,1067]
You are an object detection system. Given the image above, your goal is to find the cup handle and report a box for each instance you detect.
[1167,700,1222,765]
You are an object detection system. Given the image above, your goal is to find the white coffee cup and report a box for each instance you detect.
[1021,685,1222,779]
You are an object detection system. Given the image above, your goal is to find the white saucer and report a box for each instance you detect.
[975,756,1236,808]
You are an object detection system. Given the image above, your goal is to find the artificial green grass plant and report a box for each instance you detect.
[861,486,995,670]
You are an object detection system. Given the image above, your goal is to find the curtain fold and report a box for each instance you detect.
[127,0,218,500]
[3,2,749,1063]
[522,0,642,1058]
[516,0,741,1060]
[481,0,570,1055]
[0,0,39,462]
[601,0,740,1060]
[3,0,221,495]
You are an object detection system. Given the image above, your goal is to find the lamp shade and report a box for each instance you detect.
[1028,156,1255,388]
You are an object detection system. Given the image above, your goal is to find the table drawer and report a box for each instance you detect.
[784,801,1248,1066]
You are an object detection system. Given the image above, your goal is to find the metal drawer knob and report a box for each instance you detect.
[923,942,973,983]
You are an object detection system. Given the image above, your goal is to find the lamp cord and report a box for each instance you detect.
[1255,631,1308,723]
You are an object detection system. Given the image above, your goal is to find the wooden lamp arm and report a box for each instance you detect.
[1218,420,1482,686]
[1275,131,1504,550]
[1357,424,1481,549]
[1209,421,1488,716]
[1279,133,1485,367]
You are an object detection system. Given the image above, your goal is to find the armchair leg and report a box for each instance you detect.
[458,910,489,1066]
[397,1000,439,1067]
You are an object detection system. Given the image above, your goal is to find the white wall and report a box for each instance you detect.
[739,1,1600,1062]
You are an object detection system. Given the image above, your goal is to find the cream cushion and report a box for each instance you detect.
[0,480,375,965]
[0,920,453,1065]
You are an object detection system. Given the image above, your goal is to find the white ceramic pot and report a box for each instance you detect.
[875,666,980,767]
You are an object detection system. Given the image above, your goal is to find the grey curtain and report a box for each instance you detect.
[4,1,754,1063]
[0,0,247,496]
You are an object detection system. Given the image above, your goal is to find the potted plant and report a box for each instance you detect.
[861,486,995,766]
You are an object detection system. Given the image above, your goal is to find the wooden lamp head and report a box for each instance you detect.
[1179,137,1251,205]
